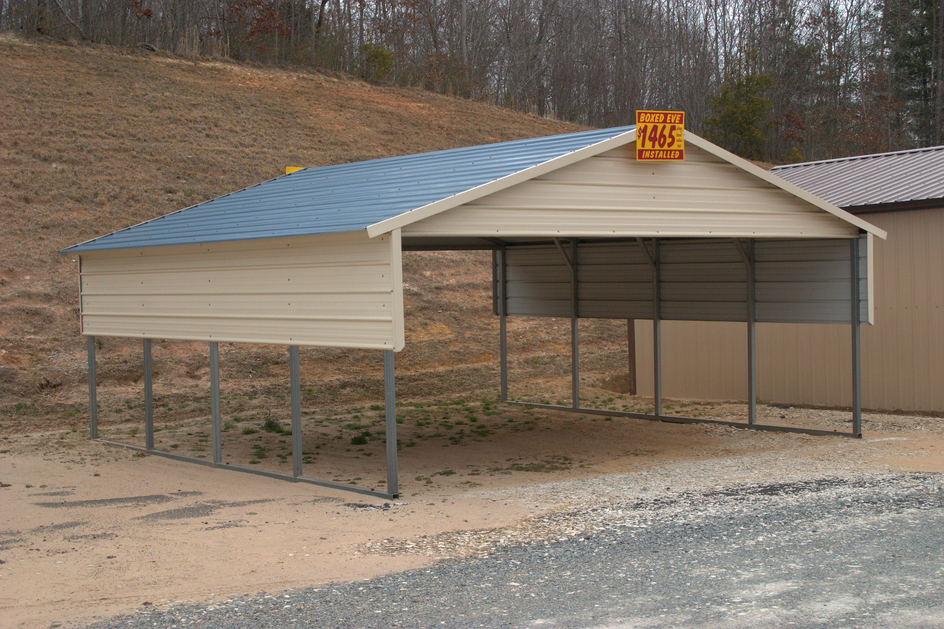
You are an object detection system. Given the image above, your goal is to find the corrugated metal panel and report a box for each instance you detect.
[772,146,944,208]
[634,208,943,411]
[861,208,944,411]
[576,242,653,319]
[660,240,746,322]
[403,144,862,239]
[501,237,869,324]
[754,236,870,324]
[79,231,404,350]
[504,245,572,318]
[62,127,635,253]
[635,321,749,401]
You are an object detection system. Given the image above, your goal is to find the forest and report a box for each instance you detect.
[3,0,942,162]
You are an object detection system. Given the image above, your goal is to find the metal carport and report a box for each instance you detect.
[62,126,887,499]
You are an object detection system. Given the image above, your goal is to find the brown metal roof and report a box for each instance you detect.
[772,146,944,210]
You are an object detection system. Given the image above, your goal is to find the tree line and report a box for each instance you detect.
[4,0,941,162]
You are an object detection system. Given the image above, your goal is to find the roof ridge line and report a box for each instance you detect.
[772,145,944,171]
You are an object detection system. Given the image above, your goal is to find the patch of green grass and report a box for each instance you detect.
[262,417,290,435]
[242,427,258,435]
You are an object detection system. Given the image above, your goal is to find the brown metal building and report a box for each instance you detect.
[635,146,944,412]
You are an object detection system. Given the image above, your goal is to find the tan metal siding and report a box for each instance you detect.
[635,321,748,401]
[864,208,943,411]
[403,144,861,239]
[635,209,943,412]
[79,231,405,350]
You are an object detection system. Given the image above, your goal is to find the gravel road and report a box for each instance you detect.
[77,471,942,629]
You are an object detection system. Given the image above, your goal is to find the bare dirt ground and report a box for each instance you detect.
[2,391,941,628]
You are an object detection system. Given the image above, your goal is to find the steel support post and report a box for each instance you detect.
[736,239,758,425]
[383,349,399,498]
[571,240,579,409]
[87,335,97,440]
[498,249,508,403]
[210,342,222,464]
[289,346,303,477]
[143,338,154,450]
[653,239,662,417]
[851,238,862,437]
[626,319,637,395]
[747,245,757,425]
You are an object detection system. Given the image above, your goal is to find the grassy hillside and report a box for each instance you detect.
[1,33,579,269]
[1,34,632,433]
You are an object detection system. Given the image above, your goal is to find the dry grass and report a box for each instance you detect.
[1,33,578,269]
[0,33,597,435]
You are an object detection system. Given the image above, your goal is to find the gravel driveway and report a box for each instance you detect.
[78,472,942,629]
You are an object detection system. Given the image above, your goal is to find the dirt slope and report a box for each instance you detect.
[0,32,587,429]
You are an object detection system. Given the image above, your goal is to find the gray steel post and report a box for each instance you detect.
[210,342,222,464]
[384,349,399,497]
[143,338,154,450]
[290,345,303,477]
[744,240,757,425]
[851,237,862,436]
[87,335,97,439]
[498,248,508,402]
[571,240,579,409]
[653,239,662,417]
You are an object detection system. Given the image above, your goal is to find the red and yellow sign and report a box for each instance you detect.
[635,111,685,161]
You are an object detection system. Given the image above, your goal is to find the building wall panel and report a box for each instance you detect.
[500,238,869,324]
[403,144,861,240]
[634,209,943,412]
[79,231,405,350]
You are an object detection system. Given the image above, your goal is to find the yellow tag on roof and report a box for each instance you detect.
[636,111,685,161]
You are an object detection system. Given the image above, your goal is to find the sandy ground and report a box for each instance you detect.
[1,389,941,629]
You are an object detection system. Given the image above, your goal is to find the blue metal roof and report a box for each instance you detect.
[63,126,634,252]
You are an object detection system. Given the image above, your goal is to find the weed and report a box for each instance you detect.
[262,417,290,435]
[242,427,258,435]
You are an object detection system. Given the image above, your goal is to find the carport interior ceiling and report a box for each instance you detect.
[64,126,885,351]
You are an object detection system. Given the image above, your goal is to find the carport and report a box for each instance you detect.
[63,126,886,499]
